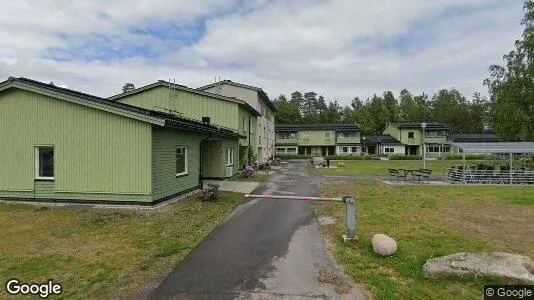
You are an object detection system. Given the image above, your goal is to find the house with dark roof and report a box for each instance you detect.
[197,80,277,164]
[383,121,451,156]
[361,135,405,156]
[274,123,361,156]
[450,133,503,143]
[109,80,261,176]
[0,77,243,205]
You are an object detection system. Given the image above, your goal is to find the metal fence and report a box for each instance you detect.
[446,168,534,184]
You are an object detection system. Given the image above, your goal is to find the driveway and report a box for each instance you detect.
[150,161,368,299]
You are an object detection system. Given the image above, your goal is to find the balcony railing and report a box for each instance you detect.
[446,167,534,184]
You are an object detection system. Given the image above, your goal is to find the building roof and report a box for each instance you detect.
[386,121,450,131]
[450,133,502,143]
[362,135,404,145]
[108,80,261,117]
[275,123,360,132]
[452,142,534,154]
[197,79,277,113]
[0,77,244,139]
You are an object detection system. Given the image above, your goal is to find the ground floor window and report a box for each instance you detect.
[226,148,234,166]
[351,146,357,153]
[426,145,451,153]
[176,147,188,176]
[337,146,359,155]
[277,147,298,154]
[35,146,54,179]
[384,147,394,153]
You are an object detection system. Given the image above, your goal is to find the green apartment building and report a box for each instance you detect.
[109,80,261,176]
[275,123,361,156]
[0,77,243,204]
[382,121,450,157]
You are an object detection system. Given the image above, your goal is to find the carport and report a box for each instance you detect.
[448,142,534,184]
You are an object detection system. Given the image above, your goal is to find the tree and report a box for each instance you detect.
[122,83,136,93]
[323,100,343,123]
[484,0,534,141]
[399,89,418,120]
[273,95,301,124]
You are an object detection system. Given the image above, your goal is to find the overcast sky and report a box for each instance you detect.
[0,0,524,105]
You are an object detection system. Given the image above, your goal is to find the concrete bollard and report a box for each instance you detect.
[342,196,357,241]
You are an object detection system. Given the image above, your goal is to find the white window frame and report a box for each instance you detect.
[342,146,348,153]
[384,147,395,153]
[226,148,234,166]
[176,147,189,177]
[324,132,331,140]
[35,146,54,180]
[351,146,357,153]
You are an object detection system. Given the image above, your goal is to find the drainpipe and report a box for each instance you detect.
[248,114,252,165]
[199,133,213,189]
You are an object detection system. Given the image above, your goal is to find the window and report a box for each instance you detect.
[226,148,234,166]
[176,147,188,176]
[35,147,54,179]
[242,117,246,132]
[342,147,348,153]
[264,127,266,137]
[289,133,296,139]
[408,132,415,138]
[324,132,331,140]
[339,132,344,138]
[287,147,296,153]
[384,147,394,153]
[351,147,357,153]
[276,147,286,153]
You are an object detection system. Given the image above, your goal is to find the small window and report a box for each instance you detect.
[276,147,285,153]
[342,147,348,153]
[385,147,394,153]
[243,117,246,132]
[351,147,357,153]
[226,148,234,166]
[408,132,415,138]
[176,147,188,176]
[287,147,296,153]
[35,147,54,179]
[324,132,331,139]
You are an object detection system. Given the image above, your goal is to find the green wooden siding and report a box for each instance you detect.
[152,126,207,201]
[201,140,222,178]
[298,130,336,146]
[0,89,152,198]
[34,181,55,198]
[118,86,240,131]
[337,131,360,144]
[383,125,423,145]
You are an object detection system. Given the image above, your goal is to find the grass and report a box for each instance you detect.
[0,191,244,299]
[313,160,488,176]
[315,182,534,299]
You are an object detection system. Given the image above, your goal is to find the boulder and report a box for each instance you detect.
[371,234,398,256]
[423,252,534,283]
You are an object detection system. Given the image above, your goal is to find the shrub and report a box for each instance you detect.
[336,161,347,167]
[442,154,488,160]
[389,154,422,160]
[326,155,363,160]
[201,183,221,202]
[277,154,312,160]
[243,165,255,178]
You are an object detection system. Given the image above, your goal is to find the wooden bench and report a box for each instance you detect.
[388,168,406,182]
[413,169,432,183]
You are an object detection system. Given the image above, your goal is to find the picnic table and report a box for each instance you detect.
[389,168,432,183]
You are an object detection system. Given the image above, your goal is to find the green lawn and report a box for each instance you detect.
[0,192,243,299]
[315,182,534,299]
[313,159,487,177]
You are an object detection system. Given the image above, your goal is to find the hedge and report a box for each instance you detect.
[441,154,488,160]
[389,154,422,160]
[276,154,312,160]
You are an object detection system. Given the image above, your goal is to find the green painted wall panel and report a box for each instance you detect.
[337,131,360,144]
[118,87,240,131]
[34,181,55,198]
[201,140,222,178]
[298,130,336,146]
[152,126,207,201]
[0,89,152,196]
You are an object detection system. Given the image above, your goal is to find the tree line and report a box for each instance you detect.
[272,89,489,136]
[274,0,534,142]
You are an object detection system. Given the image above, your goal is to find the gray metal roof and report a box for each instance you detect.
[275,123,360,131]
[453,142,534,153]
[450,133,502,143]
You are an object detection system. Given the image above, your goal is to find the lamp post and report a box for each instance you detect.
[421,122,427,169]
[362,136,366,160]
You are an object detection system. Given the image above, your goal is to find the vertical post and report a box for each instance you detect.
[421,123,427,169]
[510,152,513,184]
[463,152,466,183]
[441,143,445,181]
[342,196,357,241]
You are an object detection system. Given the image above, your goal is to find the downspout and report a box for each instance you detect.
[248,114,252,165]
[199,133,213,189]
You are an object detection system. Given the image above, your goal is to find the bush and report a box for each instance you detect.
[277,154,312,160]
[442,154,488,160]
[243,165,255,178]
[336,161,347,167]
[389,154,422,160]
[201,183,221,202]
[325,155,363,160]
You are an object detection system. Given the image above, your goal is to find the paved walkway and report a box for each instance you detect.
[203,180,261,194]
[150,162,368,299]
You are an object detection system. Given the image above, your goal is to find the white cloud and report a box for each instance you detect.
[0,0,525,105]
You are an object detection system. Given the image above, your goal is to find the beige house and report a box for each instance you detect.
[198,80,277,164]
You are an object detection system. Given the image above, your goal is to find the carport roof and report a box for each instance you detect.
[452,142,534,153]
